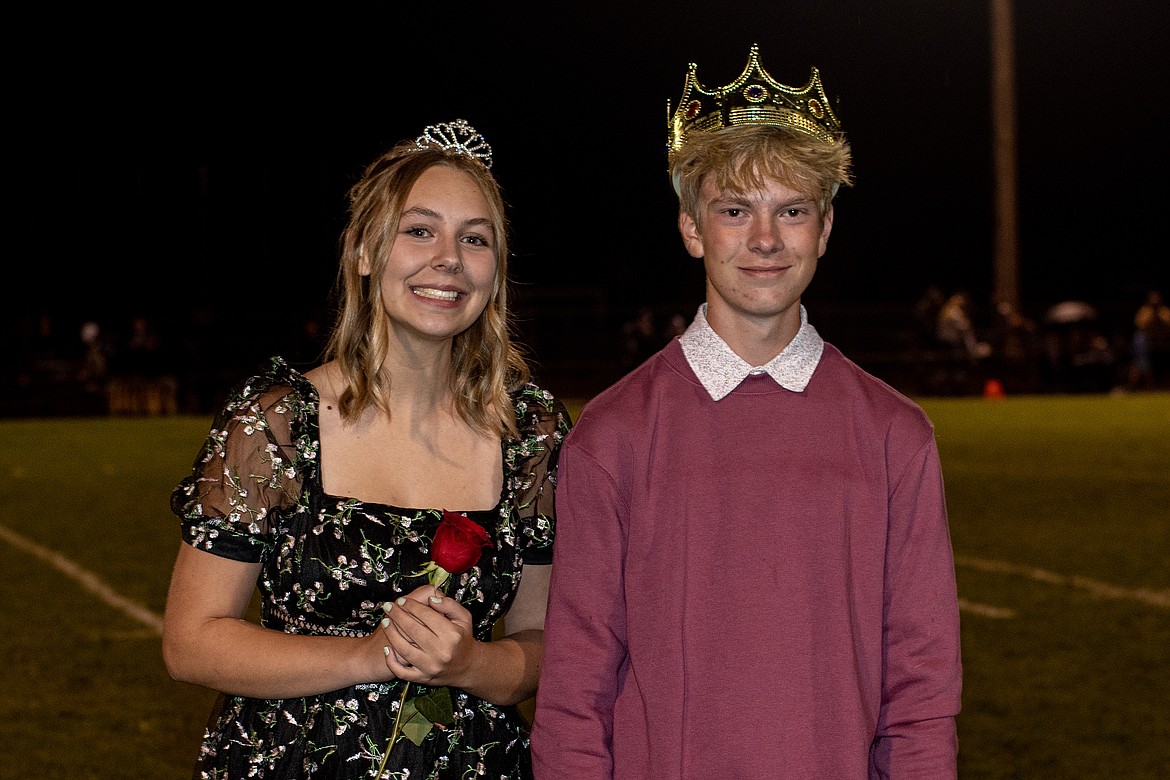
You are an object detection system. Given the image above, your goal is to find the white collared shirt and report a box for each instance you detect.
[678,303,824,401]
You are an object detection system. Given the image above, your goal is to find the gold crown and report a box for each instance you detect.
[667,43,843,158]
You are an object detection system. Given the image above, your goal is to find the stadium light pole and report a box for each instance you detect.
[991,0,1021,309]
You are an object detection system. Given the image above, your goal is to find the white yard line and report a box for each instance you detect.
[958,598,1016,619]
[956,555,1170,609]
[0,521,164,636]
[3,519,1163,638]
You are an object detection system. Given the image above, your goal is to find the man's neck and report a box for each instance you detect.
[704,303,802,366]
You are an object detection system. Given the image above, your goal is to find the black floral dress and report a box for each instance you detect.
[170,357,570,779]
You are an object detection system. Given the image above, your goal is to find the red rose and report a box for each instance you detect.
[427,510,493,588]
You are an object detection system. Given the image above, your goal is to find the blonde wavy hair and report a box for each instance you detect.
[670,124,854,228]
[324,140,530,438]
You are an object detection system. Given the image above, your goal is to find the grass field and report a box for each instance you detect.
[1,392,1168,778]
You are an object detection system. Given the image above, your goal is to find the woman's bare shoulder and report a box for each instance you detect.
[304,361,343,405]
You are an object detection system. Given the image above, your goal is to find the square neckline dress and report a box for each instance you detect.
[171,357,570,778]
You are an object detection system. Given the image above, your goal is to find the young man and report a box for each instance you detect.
[531,45,962,778]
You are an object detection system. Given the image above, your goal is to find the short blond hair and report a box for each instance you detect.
[670,124,853,225]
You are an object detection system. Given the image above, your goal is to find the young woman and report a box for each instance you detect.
[163,119,570,778]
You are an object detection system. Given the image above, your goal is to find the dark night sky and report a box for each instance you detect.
[11,2,1169,378]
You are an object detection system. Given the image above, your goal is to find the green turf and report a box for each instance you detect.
[1,393,1167,778]
[920,392,1170,779]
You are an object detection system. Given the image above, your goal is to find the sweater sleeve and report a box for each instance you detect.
[531,434,628,779]
[871,433,963,778]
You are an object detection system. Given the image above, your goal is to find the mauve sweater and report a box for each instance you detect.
[532,338,962,779]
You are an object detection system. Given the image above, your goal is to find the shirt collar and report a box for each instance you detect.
[679,303,824,401]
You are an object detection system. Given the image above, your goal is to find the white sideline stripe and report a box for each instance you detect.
[956,555,1170,609]
[3,521,1160,638]
[0,522,164,636]
[958,598,1015,619]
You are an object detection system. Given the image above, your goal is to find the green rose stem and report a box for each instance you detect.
[375,573,452,779]
[374,511,491,777]
[379,573,446,780]
[376,680,415,779]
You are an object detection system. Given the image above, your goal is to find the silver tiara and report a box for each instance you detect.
[414,119,493,168]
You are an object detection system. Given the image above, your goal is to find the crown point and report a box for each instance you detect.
[666,45,844,156]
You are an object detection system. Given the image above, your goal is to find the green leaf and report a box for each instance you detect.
[402,712,434,746]
[413,687,454,725]
[398,697,419,724]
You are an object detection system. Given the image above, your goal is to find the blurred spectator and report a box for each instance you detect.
[77,320,111,393]
[1128,331,1153,391]
[107,315,178,416]
[1068,328,1117,393]
[936,292,991,360]
[989,300,1040,393]
[664,312,689,342]
[1134,290,1170,388]
[24,313,72,382]
[913,285,946,347]
[1041,301,1104,393]
[621,307,661,370]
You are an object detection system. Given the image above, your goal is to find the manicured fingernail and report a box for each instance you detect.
[382,601,393,612]
[430,596,442,604]
[396,597,406,606]
[381,617,390,627]
[383,645,390,656]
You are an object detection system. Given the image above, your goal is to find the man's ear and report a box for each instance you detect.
[818,204,835,257]
[678,210,705,259]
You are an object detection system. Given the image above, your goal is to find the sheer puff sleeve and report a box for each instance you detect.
[506,384,573,566]
[170,358,317,562]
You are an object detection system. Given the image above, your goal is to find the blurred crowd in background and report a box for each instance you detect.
[5,288,1169,418]
[904,287,1170,397]
[621,288,1170,400]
